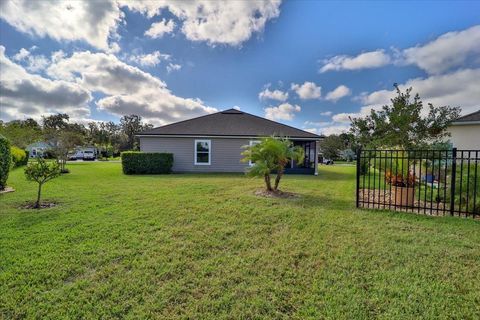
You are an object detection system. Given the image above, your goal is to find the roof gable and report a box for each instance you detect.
[139,109,322,139]
[452,109,480,124]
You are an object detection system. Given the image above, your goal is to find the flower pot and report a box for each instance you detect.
[393,186,415,207]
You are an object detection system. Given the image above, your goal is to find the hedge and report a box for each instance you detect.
[0,135,11,190]
[121,152,173,174]
[11,146,28,167]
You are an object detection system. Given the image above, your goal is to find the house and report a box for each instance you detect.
[25,141,52,158]
[447,110,480,149]
[137,109,324,174]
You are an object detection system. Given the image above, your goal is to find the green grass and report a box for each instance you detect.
[1,163,479,319]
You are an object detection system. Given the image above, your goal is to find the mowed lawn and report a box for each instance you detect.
[1,163,479,319]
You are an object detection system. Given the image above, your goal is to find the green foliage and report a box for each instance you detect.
[24,157,61,208]
[10,146,28,167]
[454,164,480,214]
[121,152,173,174]
[1,163,479,318]
[241,136,304,191]
[351,85,461,149]
[320,135,345,159]
[0,134,12,190]
[0,118,42,149]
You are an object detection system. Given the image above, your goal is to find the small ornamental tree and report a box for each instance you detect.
[241,137,304,192]
[0,134,12,190]
[24,158,61,208]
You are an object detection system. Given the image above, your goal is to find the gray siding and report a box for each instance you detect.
[140,137,250,172]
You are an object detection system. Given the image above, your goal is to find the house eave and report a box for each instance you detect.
[450,121,480,126]
[136,134,323,141]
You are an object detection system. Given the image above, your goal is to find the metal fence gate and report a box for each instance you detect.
[356,148,479,218]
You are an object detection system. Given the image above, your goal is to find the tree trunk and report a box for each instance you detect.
[264,174,272,191]
[35,183,42,209]
[274,169,283,191]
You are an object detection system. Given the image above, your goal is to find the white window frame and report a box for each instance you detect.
[249,140,260,166]
[194,139,211,165]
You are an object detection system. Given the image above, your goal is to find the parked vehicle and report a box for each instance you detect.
[322,158,334,165]
[82,148,96,161]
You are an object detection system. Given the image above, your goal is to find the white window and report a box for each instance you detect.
[194,140,211,165]
[249,140,260,166]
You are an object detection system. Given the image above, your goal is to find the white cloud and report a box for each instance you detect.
[166,63,182,73]
[264,103,301,121]
[124,0,282,46]
[304,120,332,127]
[258,87,288,101]
[360,68,480,116]
[46,51,217,125]
[319,50,391,73]
[331,113,355,123]
[12,48,30,61]
[320,124,350,136]
[128,51,171,67]
[0,0,123,51]
[325,85,351,102]
[402,25,480,75]
[291,81,321,100]
[145,19,176,39]
[0,46,91,121]
[320,111,332,116]
[11,47,49,72]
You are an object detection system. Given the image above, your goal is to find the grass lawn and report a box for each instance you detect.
[1,163,479,319]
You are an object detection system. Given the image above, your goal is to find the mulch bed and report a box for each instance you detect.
[358,188,477,218]
[0,187,15,194]
[254,189,298,199]
[21,202,58,210]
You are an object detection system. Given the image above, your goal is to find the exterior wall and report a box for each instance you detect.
[140,136,250,172]
[447,124,480,149]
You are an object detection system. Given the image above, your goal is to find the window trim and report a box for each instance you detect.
[194,139,211,165]
[248,140,260,166]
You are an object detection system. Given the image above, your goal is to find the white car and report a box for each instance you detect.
[322,158,334,165]
[82,150,96,161]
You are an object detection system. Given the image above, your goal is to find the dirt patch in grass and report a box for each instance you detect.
[254,189,299,199]
[21,201,58,210]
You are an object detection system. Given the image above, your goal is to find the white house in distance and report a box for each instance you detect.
[447,110,480,149]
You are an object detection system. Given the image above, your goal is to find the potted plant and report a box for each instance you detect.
[385,157,416,207]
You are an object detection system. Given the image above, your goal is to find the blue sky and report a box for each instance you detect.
[1,0,479,135]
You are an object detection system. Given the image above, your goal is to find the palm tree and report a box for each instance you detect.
[242,136,304,192]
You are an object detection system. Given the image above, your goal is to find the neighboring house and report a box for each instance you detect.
[25,141,52,158]
[447,110,480,149]
[137,109,324,174]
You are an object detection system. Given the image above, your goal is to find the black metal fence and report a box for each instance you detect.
[356,148,479,218]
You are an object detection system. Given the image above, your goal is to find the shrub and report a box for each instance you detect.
[0,135,12,190]
[25,158,61,208]
[11,146,28,167]
[121,152,173,174]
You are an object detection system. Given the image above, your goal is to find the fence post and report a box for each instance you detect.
[450,148,457,216]
[356,148,361,208]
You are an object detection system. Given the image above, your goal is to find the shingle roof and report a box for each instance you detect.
[138,109,323,139]
[452,109,480,123]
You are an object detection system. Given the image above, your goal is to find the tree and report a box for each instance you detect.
[0,118,42,148]
[0,135,12,190]
[120,115,153,151]
[241,137,304,192]
[350,85,461,149]
[319,135,345,159]
[56,131,84,172]
[24,157,61,208]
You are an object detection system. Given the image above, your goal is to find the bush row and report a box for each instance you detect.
[11,146,29,167]
[121,152,173,174]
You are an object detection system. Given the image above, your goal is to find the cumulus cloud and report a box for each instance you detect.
[360,68,480,116]
[402,25,480,75]
[145,19,176,39]
[325,85,351,102]
[0,46,91,121]
[258,87,288,101]
[264,103,301,121]
[166,63,182,73]
[291,81,321,100]
[123,0,282,46]
[319,50,390,73]
[128,51,171,67]
[46,51,217,125]
[0,0,123,51]
[320,111,332,116]
[11,47,49,72]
